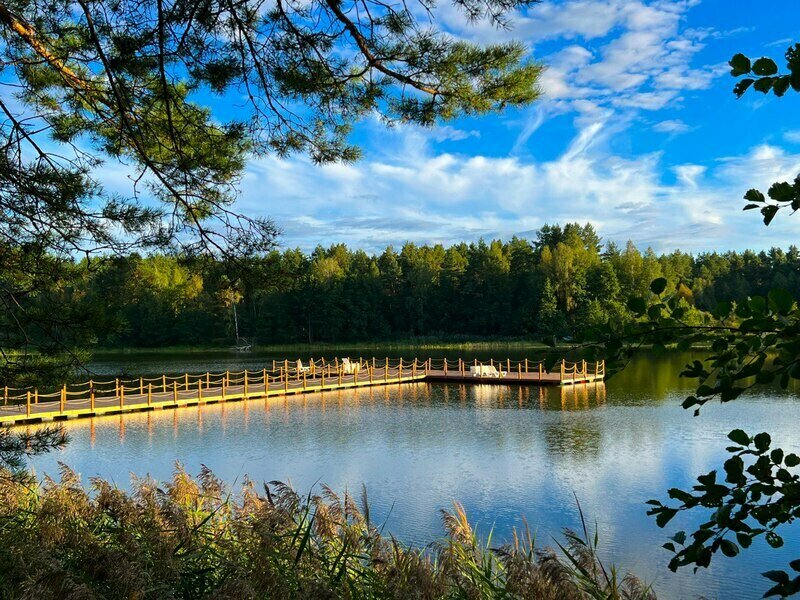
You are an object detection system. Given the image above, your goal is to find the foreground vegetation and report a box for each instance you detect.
[0,463,653,600]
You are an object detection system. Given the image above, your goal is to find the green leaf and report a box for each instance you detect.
[734,78,754,97]
[754,432,772,452]
[762,204,779,225]
[729,53,751,76]
[728,429,750,446]
[773,76,791,96]
[754,77,774,93]
[627,296,647,316]
[719,539,740,557]
[655,507,678,528]
[768,288,794,315]
[752,57,779,76]
[715,301,732,318]
[650,277,668,295]
[768,181,794,201]
[763,570,790,583]
[744,189,766,203]
[785,453,800,467]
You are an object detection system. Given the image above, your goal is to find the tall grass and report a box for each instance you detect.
[0,465,655,599]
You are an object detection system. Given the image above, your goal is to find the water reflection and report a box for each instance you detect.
[27,352,800,599]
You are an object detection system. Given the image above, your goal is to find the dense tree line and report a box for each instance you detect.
[53,223,800,348]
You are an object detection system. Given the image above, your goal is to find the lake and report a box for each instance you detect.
[26,350,800,599]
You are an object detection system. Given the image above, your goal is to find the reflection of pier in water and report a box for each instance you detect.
[3,357,605,426]
[31,379,608,448]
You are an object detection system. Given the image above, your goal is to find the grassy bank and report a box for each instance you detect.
[92,338,572,358]
[0,465,655,599]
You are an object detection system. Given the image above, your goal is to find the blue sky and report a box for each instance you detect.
[125,0,800,253]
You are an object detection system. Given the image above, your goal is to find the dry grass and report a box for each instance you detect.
[0,465,656,599]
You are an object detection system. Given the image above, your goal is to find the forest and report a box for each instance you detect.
[43,222,800,349]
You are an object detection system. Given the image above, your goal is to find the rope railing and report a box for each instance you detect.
[0,356,605,421]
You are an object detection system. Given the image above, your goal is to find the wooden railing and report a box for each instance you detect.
[0,357,605,424]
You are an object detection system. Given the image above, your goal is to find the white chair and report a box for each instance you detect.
[341,358,359,375]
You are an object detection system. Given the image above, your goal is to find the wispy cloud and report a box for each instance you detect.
[653,119,691,134]
[235,122,800,254]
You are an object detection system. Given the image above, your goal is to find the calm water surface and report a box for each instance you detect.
[27,351,800,599]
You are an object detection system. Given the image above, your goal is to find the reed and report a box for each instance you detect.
[0,465,655,599]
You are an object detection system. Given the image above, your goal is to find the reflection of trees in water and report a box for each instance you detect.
[542,418,602,459]
[605,351,705,404]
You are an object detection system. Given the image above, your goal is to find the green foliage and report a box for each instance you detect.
[647,429,800,597]
[0,225,794,386]
[731,44,800,224]
[580,278,800,595]
[0,464,654,599]
[0,0,544,383]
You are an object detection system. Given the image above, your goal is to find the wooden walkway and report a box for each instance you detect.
[0,357,604,426]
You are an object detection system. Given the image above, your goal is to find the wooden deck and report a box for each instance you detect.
[0,358,604,426]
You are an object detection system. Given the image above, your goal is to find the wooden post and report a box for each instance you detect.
[3,386,6,405]
[162,374,166,393]
[272,359,276,371]
[284,359,289,376]
[263,368,267,391]
[507,359,510,375]
[399,364,402,382]
[474,358,478,367]
[173,381,178,403]
[225,370,230,387]
[119,383,124,409]
[26,391,30,417]
[206,372,210,389]
[285,371,289,392]
[518,363,522,380]
[372,357,376,370]
[353,369,358,386]
[60,385,66,412]
[34,389,38,404]
[321,367,325,387]
[399,358,403,374]
[184,373,189,391]
[90,383,95,411]
[198,379,202,402]
[139,377,143,395]
[444,359,448,375]
[460,358,464,376]
[338,368,342,386]
[369,366,374,384]
[582,360,587,377]
[244,370,249,396]
[115,378,119,401]
[560,361,565,382]
[303,370,307,390]
[412,360,416,378]
[539,363,543,381]
[147,383,152,406]
[524,359,528,373]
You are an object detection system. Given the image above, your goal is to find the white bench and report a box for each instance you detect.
[469,365,506,378]
[296,360,311,373]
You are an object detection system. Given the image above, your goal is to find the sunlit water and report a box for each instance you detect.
[26,351,800,599]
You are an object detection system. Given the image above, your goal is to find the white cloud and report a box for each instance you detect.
[429,125,481,142]
[235,123,800,254]
[653,119,691,134]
